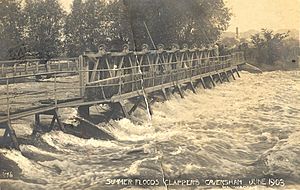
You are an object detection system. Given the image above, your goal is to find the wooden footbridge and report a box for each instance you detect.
[0,44,245,150]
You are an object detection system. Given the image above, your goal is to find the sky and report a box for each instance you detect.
[60,0,300,32]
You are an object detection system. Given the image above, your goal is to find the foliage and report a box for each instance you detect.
[250,29,289,65]
[220,37,239,48]
[0,0,231,58]
[123,0,231,49]
[23,0,65,60]
[0,0,23,59]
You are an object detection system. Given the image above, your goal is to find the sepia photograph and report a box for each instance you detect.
[0,0,299,189]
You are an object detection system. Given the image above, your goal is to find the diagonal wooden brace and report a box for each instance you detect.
[1,121,20,150]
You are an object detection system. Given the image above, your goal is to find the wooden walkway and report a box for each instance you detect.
[0,44,245,149]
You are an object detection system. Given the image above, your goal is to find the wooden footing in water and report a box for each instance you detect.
[0,121,19,150]
[32,109,65,135]
[0,68,241,150]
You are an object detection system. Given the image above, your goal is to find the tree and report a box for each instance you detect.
[0,0,24,59]
[64,0,107,56]
[220,37,239,48]
[251,29,289,65]
[104,0,133,51]
[64,0,86,57]
[64,0,231,54]
[122,0,231,49]
[23,0,65,60]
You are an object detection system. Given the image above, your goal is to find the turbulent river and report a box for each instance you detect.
[0,70,300,190]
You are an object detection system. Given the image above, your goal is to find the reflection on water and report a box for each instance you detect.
[0,71,300,190]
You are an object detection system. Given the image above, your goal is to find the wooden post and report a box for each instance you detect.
[128,97,143,115]
[189,81,197,94]
[13,64,17,76]
[218,73,223,84]
[176,84,184,98]
[235,68,241,78]
[54,74,57,107]
[79,55,85,97]
[1,64,4,77]
[4,122,19,150]
[209,76,216,87]
[119,100,130,118]
[36,62,39,73]
[49,116,56,131]
[224,72,230,82]
[25,63,28,74]
[32,113,41,135]
[230,70,236,80]
[58,61,61,71]
[78,106,90,118]
[200,78,207,89]
[161,88,168,101]
[35,114,40,128]
[145,96,153,116]
[53,109,65,132]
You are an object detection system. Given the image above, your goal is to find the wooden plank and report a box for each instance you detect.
[234,68,241,78]
[161,88,168,100]
[49,115,56,130]
[209,76,216,87]
[90,59,100,82]
[118,100,130,118]
[128,97,143,115]
[200,78,207,89]
[230,70,236,80]
[189,82,197,94]
[53,109,65,132]
[5,121,20,150]
[218,73,223,83]
[176,84,184,98]
[224,72,230,82]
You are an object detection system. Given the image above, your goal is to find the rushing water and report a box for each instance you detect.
[0,70,300,190]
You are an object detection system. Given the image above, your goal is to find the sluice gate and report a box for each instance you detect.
[0,44,245,150]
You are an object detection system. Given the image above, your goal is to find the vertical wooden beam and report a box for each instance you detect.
[32,114,41,135]
[49,115,56,131]
[79,55,85,97]
[224,72,230,82]
[161,88,168,101]
[78,105,90,118]
[1,64,4,77]
[200,78,207,89]
[218,73,223,83]
[176,84,184,98]
[53,109,65,132]
[189,82,197,94]
[146,96,154,116]
[119,100,130,118]
[230,70,236,80]
[235,68,241,78]
[3,122,20,150]
[209,76,216,87]
[35,114,40,127]
[90,59,100,82]
[128,97,143,115]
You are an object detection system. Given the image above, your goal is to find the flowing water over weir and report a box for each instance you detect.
[0,70,299,190]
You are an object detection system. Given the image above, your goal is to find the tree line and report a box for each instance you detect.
[221,29,299,66]
[0,0,231,60]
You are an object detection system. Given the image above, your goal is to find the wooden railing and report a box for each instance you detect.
[0,58,78,79]
[79,45,244,101]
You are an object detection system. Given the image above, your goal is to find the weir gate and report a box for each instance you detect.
[0,44,245,149]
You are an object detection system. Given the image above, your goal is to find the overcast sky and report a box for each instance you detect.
[60,0,300,32]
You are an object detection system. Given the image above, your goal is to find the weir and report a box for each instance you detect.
[0,44,245,150]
